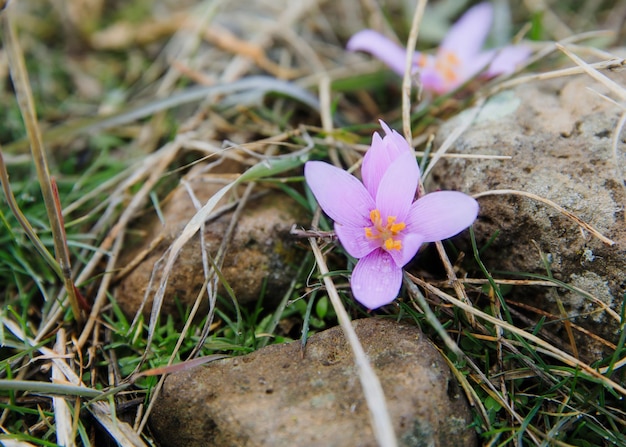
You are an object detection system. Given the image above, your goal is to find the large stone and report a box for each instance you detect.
[115,162,307,320]
[150,318,477,447]
[427,73,626,360]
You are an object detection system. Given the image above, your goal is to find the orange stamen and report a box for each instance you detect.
[435,50,461,83]
[364,209,406,251]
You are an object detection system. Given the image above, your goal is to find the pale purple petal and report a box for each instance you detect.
[378,120,394,137]
[419,66,449,94]
[347,29,411,77]
[379,120,413,159]
[485,45,532,76]
[456,50,494,83]
[440,2,493,60]
[362,132,391,198]
[375,151,419,221]
[406,191,479,242]
[305,161,374,227]
[334,223,379,259]
[362,121,414,197]
[351,249,403,308]
[387,232,424,268]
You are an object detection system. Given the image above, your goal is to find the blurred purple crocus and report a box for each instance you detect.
[346,2,531,94]
[304,121,478,309]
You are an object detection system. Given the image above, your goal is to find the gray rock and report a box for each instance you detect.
[150,318,477,447]
[426,74,626,360]
[115,161,307,320]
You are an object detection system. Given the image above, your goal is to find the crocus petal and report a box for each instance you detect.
[485,45,532,76]
[305,161,374,227]
[379,120,413,159]
[440,2,493,61]
[362,121,414,197]
[419,66,451,94]
[347,29,412,77]
[375,151,419,221]
[334,223,380,259]
[387,232,424,268]
[456,50,495,83]
[351,249,403,309]
[406,191,478,242]
[361,132,392,198]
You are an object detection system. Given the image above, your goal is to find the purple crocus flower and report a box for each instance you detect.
[346,2,531,94]
[304,121,478,309]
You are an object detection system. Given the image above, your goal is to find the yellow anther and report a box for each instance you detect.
[384,238,402,251]
[435,50,461,83]
[369,209,382,226]
[364,208,406,251]
[391,224,405,233]
[444,51,460,66]
[442,67,457,83]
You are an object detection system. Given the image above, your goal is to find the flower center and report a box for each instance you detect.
[435,50,461,84]
[364,209,406,251]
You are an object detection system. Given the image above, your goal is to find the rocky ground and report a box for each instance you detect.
[150,319,477,447]
[136,67,626,447]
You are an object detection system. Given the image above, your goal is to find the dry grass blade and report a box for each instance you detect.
[422,99,484,180]
[402,0,428,141]
[75,141,182,349]
[319,75,341,167]
[458,277,560,287]
[1,5,82,322]
[458,277,621,322]
[411,106,484,327]
[421,152,511,160]
[341,140,512,161]
[3,318,145,446]
[204,23,301,79]
[554,44,626,226]
[531,241,580,359]
[556,43,626,102]
[132,355,229,379]
[398,0,481,329]
[509,299,620,352]
[219,0,320,82]
[36,149,168,341]
[411,277,626,396]
[488,52,625,96]
[0,440,38,447]
[89,402,148,447]
[52,330,76,447]
[139,178,238,369]
[433,239,476,327]
[402,275,484,405]
[135,179,258,434]
[138,149,309,367]
[3,76,319,156]
[473,189,615,245]
[309,237,397,447]
[404,274,544,444]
